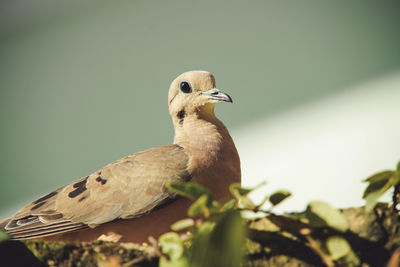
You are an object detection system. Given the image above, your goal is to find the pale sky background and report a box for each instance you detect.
[238,71,400,211]
[0,0,399,217]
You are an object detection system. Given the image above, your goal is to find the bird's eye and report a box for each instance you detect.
[179,81,192,94]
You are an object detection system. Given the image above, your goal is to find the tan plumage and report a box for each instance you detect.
[2,70,241,242]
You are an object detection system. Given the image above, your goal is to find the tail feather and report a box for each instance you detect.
[2,216,88,240]
[9,223,88,240]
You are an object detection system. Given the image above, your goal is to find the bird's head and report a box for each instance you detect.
[168,70,232,122]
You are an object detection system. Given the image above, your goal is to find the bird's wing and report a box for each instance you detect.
[5,144,190,239]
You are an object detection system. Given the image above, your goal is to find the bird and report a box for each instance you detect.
[1,70,241,243]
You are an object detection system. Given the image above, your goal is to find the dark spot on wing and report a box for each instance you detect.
[31,202,46,210]
[73,176,89,188]
[69,176,89,198]
[177,109,185,124]
[32,191,58,204]
[78,196,87,202]
[68,187,87,198]
[96,176,107,185]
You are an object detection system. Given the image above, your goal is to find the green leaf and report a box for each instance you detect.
[0,231,10,243]
[365,191,386,212]
[220,199,237,212]
[171,218,195,232]
[197,221,215,235]
[229,183,252,198]
[326,236,351,260]
[306,201,349,232]
[190,210,246,267]
[362,171,395,198]
[326,236,360,266]
[167,182,213,204]
[188,195,209,217]
[158,232,185,260]
[229,182,270,210]
[362,170,399,211]
[239,196,256,209]
[229,182,266,199]
[208,201,222,215]
[397,160,400,171]
[269,190,291,206]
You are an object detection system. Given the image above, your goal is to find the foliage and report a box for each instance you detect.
[160,160,400,267]
[164,182,246,267]
[160,183,322,266]
[362,161,400,211]
[305,201,349,232]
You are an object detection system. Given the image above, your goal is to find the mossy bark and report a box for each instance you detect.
[0,203,398,267]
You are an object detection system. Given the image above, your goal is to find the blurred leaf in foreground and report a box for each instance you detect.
[158,232,188,267]
[306,201,349,232]
[326,236,360,266]
[229,182,266,198]
[171,218,195,232]
[363,168,400,212]
[229,182,269,209]
[188,194,209,217]
[167,182,213,205]
[190,210,246,267]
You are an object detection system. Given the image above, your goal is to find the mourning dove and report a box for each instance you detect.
[1,70,241,243]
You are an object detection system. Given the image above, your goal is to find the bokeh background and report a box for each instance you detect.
[1,0,400,217]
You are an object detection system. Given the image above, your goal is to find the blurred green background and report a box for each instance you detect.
[1,0,400,216]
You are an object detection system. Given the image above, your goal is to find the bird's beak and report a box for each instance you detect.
[201,88,233,103]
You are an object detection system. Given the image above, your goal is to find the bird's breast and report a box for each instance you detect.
[174,117,241,200]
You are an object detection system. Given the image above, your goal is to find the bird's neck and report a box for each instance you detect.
[172,107,241,201]
[173,112,230,173]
